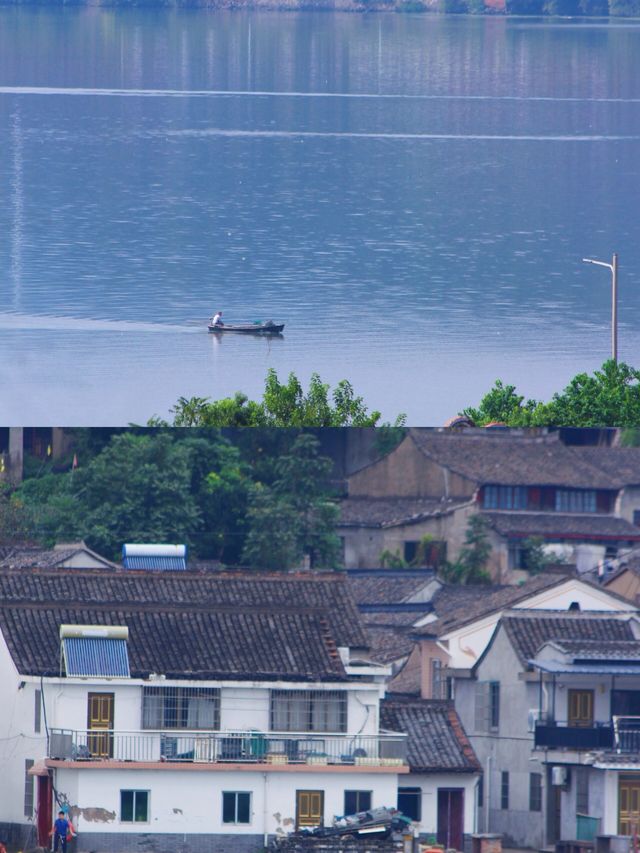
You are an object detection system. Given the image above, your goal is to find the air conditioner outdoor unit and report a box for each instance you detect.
[49,732,74,760]
[552,766,569,786]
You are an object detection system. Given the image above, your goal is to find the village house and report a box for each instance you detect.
[339,430,640,579]
[450,609,640,850]
[0,555,482,853]
[0,565,405,852]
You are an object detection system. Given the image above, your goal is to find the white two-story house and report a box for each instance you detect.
[0,566,409,853]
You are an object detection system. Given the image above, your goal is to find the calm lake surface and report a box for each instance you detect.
[1,9,639,425]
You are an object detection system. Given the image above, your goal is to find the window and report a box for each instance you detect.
[431,659,445,700]
[142,687,220,730]
[222,792,251,825]
[120,790,149,823]
[344,791,372,815]
[24,760,34,818]
[34,690,41,734]
[270,690,347,733]
[477,776,484,809]
[398,787,422,822]
[489,682,500,730]
[634,510,640,528]
[555,490,597,513]
[529,773,542,812]
[501,772,509,810]
[483,485,528,510]
[576,769,589,816]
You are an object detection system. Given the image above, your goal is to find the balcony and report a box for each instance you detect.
[534,722,614,750]
[47,729,408,768]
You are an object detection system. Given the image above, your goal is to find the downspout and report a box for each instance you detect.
[485,754,491,833]
[263,773,269,848]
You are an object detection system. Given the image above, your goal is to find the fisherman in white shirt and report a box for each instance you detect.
[211,311,224,326]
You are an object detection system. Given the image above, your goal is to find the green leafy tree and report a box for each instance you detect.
[159,369,405,428]
[441,514,492,585]
[241,434,342,570]
[0,483,29,544]
[464,361,640,428]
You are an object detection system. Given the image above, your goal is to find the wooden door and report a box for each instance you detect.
[568,690,594,728]
[619,778,640,835]
[437,789,464,850]
[87,693,114,758]
[296,790,324,829]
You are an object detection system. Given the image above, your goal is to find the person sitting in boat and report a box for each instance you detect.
[211,311,224,327]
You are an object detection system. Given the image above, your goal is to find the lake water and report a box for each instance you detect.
[1,9,639,425]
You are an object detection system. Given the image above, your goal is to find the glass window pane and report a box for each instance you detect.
[134,791,148,822]
[222,792,236,824]
[121,791,134,822]
[237,793,251,824]
[398,788,421,822]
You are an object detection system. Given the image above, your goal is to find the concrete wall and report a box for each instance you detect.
[405,772,479,839]
[616,486,640,526]
[340,502,476,570]
[54,766,399,839]
[347,437,476,501]
[455,626,546,849]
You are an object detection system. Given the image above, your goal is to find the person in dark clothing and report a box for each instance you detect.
[50,810,74,852]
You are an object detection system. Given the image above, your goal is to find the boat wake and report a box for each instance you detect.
[0,313,196,334]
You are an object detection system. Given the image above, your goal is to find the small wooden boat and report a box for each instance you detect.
[207,320,285,335]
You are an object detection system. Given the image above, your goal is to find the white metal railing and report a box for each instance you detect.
[48,728,407,766]
[613,716,640,753]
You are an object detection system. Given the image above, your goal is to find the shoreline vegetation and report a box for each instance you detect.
[1,0,639,15]
[153,360,640,428]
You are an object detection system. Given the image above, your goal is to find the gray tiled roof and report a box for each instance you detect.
[547,639,640,660]
[0,604,347,681]
[364,624,416,665]
[409,430,619,489]
[482,512,640,541]
[0,545,111,570]
[381,698,481,773]
[339,497,464,528]
[0,568,366,650]
[423,574,568,634]
[575,447,640,487]
[347,570,436,606]
[501,611,637,666]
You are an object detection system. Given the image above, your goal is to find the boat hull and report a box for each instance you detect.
[207,323,285,335]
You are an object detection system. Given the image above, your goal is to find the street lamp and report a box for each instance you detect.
[582,253,619,363]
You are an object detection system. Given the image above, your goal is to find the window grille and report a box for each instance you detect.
[24,760,34,818]
[529,773,542,812]
[501,772,509,810]
[555,490,597,513]
[34,690,41,734]
[270,690,347,733]
[576,768,589,815]
[142,687,220,730]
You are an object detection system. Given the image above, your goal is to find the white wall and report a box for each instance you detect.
[436,579,635,669]
[405,773,478,838]
[55,767,400,836]
[0,640,47,825]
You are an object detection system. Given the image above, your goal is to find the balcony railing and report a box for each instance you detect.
[47,729,408,767]
[534,722,614,750]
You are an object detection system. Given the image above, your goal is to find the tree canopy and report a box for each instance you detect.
[157,369,406,428]
[464,360,640,428]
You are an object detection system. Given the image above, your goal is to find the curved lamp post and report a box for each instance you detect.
[582,253,619,363]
